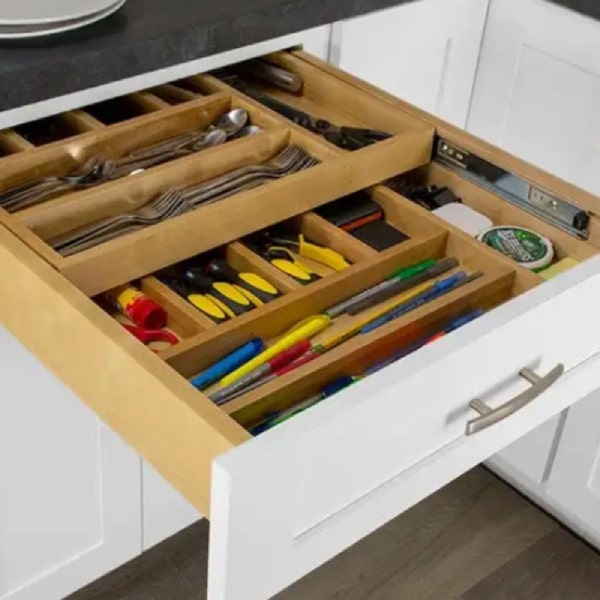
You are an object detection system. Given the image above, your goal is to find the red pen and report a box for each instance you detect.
[210,339,311,404]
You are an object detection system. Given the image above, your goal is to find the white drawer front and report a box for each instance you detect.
[207,256,600,600]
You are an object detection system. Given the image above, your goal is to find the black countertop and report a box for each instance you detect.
[0,0,597,113]
[0,0,416,112]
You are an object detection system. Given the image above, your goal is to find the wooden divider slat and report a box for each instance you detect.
[371,186,442,239]
[0,130,34,152]
[226,242,300,294]
[131,91,171,112]
[150,84,201,104]
[140,276,216,335]
[299,212,377,263]
[60,110,106,133]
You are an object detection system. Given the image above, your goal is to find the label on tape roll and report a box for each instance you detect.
[477,226,554,271]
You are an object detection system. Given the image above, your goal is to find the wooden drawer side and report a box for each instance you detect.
[0,226,249,516]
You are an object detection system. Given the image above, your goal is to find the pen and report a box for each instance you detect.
[360,272,482,335]
[346,257,459,315]
[325,258,437,318]
[190,337,264,390]
[212,348,323,406]
[209,339,310,404]
[220,314,331,386]
[249,375,357,435]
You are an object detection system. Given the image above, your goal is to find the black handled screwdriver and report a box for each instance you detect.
[206,260,281,305]
[161,277,230,324]
[182,268,254,316]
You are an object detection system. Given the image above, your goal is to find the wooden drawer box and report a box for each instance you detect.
[1,50,600,600]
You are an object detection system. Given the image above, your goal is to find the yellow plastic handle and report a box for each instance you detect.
[298,235,350,271]
[220,314,331,386]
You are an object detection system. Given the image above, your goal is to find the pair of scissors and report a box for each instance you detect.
[232,82,392,150]
[122,324,179,350]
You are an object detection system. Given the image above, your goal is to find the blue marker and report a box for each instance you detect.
[190,338,264,390]
[360,271,482,335]
[443,309,484,333]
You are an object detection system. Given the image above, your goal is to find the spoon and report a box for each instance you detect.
[236,125,262,138]
[190,128,227,151]
[213,108,249,138]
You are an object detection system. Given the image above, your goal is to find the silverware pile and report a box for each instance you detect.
[51,145,319,256]
[0,109,258,213]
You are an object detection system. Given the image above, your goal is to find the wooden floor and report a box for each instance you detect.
[69,468,600,600]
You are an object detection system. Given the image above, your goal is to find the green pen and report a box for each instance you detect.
[347,257,459,315]
[325,258,443,318]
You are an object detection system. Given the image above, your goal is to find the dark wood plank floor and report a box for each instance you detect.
[68,468,600,600]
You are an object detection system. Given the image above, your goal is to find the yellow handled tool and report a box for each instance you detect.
[268,234,350,271]
[298,235,350,271]
[220,314,331,386]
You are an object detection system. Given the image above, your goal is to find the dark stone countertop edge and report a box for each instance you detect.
[0,0,598,113]
[0,0,414,113]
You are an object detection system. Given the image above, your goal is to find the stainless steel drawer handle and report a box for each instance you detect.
[465,364,565,436]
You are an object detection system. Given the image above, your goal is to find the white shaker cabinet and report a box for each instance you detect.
[331,0,489,127]
[468,0,600,538]
[544,389,600,549]
[0,325,141,600]
[467,0,600,196]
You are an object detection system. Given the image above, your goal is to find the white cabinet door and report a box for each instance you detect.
[468,0,600,196]
[0,325,141,600]
[331,0,489,127]
[142,462,199,550]
[544,389,600,549]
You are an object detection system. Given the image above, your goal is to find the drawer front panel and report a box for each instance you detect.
[210,256,600,600]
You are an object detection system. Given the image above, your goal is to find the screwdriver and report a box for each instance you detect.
[182,267,254,316]
[161,278,231,324]
[206,260,281,306]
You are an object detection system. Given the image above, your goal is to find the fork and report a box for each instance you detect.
[51,145,319,256]
[0,156,108,213]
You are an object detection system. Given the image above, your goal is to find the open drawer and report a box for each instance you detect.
[1,50,600,600]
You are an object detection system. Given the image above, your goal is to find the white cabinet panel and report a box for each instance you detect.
[489,415,562,486]
[0,325,141,600]
[142,462,199,551]
[332,0,489,126]
[468,0,600,196]
[545,389,600,548]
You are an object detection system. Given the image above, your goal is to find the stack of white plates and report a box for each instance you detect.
[0,0,126,39]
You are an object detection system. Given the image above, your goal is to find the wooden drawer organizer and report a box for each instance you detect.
[1,50,600,520]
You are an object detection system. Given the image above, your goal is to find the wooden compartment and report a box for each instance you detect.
[83,91,169,124]
[13,115,85,146]
[150,83,204,105]
[401,162,598,264]
[2,94,277,213]
[0,130,34,154]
